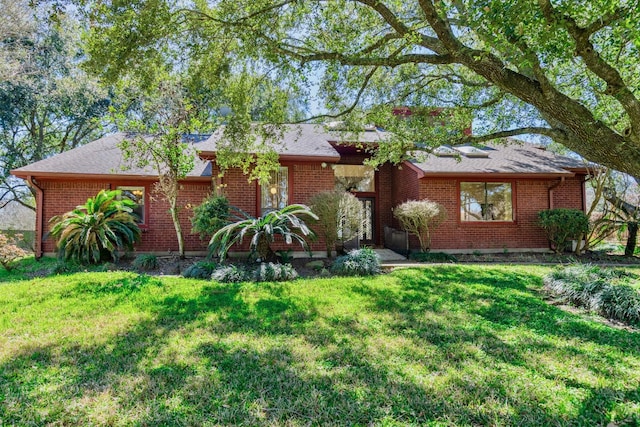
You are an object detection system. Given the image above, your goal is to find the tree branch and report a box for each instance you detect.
[458,127,565,144]
[539,0,640,140]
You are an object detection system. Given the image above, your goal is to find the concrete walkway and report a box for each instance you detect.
[374,248,407,262]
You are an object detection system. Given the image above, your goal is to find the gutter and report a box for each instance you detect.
[548,176,565,210]
[26,176,44,259]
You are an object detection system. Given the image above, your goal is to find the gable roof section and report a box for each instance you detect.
[409,141,586,178]
[11,133,212,180]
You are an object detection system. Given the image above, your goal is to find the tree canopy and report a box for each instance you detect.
[80,1,640,179]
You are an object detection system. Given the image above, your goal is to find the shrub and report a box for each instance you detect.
[544,264,640,325]
[330,248,381,276]
[211,264,250,283]
[132,254,159,272]
[182,261,218,279]
[409,252,457,263]
[49,189,141,264]
[393,199,447,252]
[309,190,363,257]
[52,260,82,275]
[0,232,30,271]
[210,204,318,262]
[191,194,230,239]
[253,262,299,282]
[537,209,589,253]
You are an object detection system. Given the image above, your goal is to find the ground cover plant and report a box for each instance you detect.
[3,259,640,425]
[544,264,640,325]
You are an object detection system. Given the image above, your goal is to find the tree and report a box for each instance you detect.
[1,9,110,210]
[0,0,34,81]
[309,190,363,257]
[115,81,205,259]
[81,0,640,179]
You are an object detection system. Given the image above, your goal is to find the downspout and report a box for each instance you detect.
[27,176,44,259]
[548,177,565,210]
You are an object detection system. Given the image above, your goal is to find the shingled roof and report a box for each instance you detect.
[11,133,212,180]
[409,141,586,177]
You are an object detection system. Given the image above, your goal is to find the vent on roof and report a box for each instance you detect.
[433,145,458,157]
[454,145,489,158]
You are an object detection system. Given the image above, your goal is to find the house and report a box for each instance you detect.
[11,124,588,257]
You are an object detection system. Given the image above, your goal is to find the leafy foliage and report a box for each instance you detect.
[253,262,298,282]
[182,261,218,279]
[209,204,318,262]
[309,190,363,257]
[211,264,250,283]
[132,254,159,272]
[330,248,381,277]
[394,199,447,252]
[0,232,29,271]
[191,194,230,239]
[409,252,457,263]
[49,190,141,264]
[544,264,640,325]
[538,209,590,253]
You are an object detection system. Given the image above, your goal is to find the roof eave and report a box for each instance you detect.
[10,171,212,182]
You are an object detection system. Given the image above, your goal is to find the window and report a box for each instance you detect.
[261,167,288,214]
[117,186,146,224]
[460,182,513,221]
[334,165,375,192]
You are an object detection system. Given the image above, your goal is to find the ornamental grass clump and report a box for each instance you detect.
[393,199,447,252]
[330,248,381,277]
[253,262,298,282]
[544,264,640,325]
[132,254,159,272]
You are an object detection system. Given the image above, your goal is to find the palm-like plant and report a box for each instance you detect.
[49,189,141,264]
[209,204,318,262]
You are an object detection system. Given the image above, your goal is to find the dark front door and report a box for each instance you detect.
[358,197,375,245]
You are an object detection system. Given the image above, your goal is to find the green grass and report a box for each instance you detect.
[2,260,640,425]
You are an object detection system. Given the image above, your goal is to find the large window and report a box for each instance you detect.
[117,186,146,224]
[334,165,375,192]
[460,182,513,221]
[261,167,289,214]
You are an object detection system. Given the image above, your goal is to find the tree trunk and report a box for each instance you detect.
[256,234,276,262]
[169,199,185,259]
[625,222,638,257]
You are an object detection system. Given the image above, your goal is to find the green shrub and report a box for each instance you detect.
[49,189,141,264]
[537,209,589,253]
[394,199,447,252]
[182,261,218,279]
[52,260,82,275]
[330,248,381,277]
[253,262,298,282]
[409,252,457,263]
[191,194,230,239]
[544,264,640,325]
[132,254,159,272]
[0,232,30,271]
[211,265,250,283]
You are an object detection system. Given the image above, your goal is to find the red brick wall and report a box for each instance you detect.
[39,179,213,255]
[413,175,585,251]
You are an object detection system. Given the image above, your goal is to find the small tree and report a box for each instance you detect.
[309,190,363,257]
[537,209,590,254]
[191,194,230,239]
[49,189,141,264]
[393,199,447,252]
[0,232,29,271]
[116,81,205,258]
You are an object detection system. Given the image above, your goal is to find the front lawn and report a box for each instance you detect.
[1,263,640,425]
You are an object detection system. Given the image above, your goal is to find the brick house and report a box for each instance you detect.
[11,124,587,257]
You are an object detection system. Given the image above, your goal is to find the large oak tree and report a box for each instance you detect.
[84,1,640,177]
